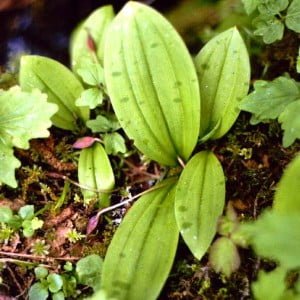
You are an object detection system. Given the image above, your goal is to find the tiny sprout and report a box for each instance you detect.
[30,239,50,256]
[66,229,85,243]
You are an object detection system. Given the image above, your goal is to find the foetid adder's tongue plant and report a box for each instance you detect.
[100,2,250,299]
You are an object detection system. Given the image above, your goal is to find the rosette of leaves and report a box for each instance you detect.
[99,2,250,299]
[0,86,57,187]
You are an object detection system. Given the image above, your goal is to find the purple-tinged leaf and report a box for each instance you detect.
[73,137,96,149]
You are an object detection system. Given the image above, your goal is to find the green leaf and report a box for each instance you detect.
[70,5,115,71]
[252,267,287,300]
[47,273,64,293]
[257,0,289,14]
[28,282,49,300]
[253,14,284,44]
[78,142,115,206]
[104,2,200,166]
[103,133,127,155]
[0,86,57,187]
[101,179,179,300]
[240,77,300,122]
[209,237,241,277]
[86,115,121,133]
[286,0,300,33]
[52,291,65,300]
[77,63,104,86]
[241,211,300,268]
[278,100,300,146]
[273,153,300,213]
[22,220,35,237]
[18,205,34,220]
[31,217,44,230]
[34,267,49,280]
[76,88,104,109]
[175,151,225,260]
[0,206,13,223]
[76,254,103,291]
[241,0,261,14]
[194,27,250,141]
[19,55,89,131]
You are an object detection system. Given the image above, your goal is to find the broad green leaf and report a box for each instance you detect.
[0,86,57,187]
[273,153,300,213]
[175,151,225,260]
[47,274,63,293]
[278,100,300,147]
[209,237,240,277]
[103,132,127,155]
[286,0,300,33]
[76,88,104,109]
[104,2,200,166]
[241,0,262,14]
[101,179,179,300]
[257,0,289,14]
[70,5,115,71]
[18,205,34,220]
[19,55,89,131]
[77,63,104,86]
[0,206,13,223]
[30,217,44,230]
[78,142,115,206]
[34,267,48,280]
[28,282,49,300]
[241,211,300,268]
[252,267,287,300]
[253,14,284,44]
[194,27,250,141]
[76,254,103,291]
[52,292,65,300]
[240,77,300,122]
[86,115,121,133]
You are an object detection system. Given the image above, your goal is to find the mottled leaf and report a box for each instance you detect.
[104,2,200,166]
[286,0,300,33]
[209,237,241,277]
[253,14,284,44]
[240,77,300,122]
[273,153,300,213]
[101,179,179,300]
[19,55,89,131]
[0,86,57,187]
[195,27,250,141]
[175,151,225,260]
[70,5,115,71]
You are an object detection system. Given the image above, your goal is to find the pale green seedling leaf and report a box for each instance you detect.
[19,55,89,131]
[278,100,300,147]
[86,115,121,133]
[70,5,115,71]
[241,0,262,14]
[28,282,49,300]
[175,151,225,260]
[253,14,284,44]
[31,217,44,230]
[47,274,63,293]
[209,237,241,277]
[76,254,103,291]
[76,88,104,109]
[103,133,126,155]
[0,206,13,223]
[240,77,300,122]
[0,86,57,187]
[52,291,65,300]
[105,2,200,166]
[241,211,300,268]
[18,205,34,220]
[274,153,300,213]
[286,0,300,33]
[195,27,250,141]
[257,0,289,14]
[77,63,104,86]
[34,267,48,280]
[252,267,287,300]
[101,179,179,300]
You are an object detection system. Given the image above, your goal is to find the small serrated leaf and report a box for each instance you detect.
[101,179,179,300]
[76,88,104,109]
[209,237,241,277]
[175,151,225,260]
[77,63,104,86]
[86,115,121,133]
[240,77,300,121]
[253,14,284,44]
[286,0,300,33]
[103,132,126,155]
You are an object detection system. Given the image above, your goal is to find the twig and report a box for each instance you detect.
[6,264,23,294]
